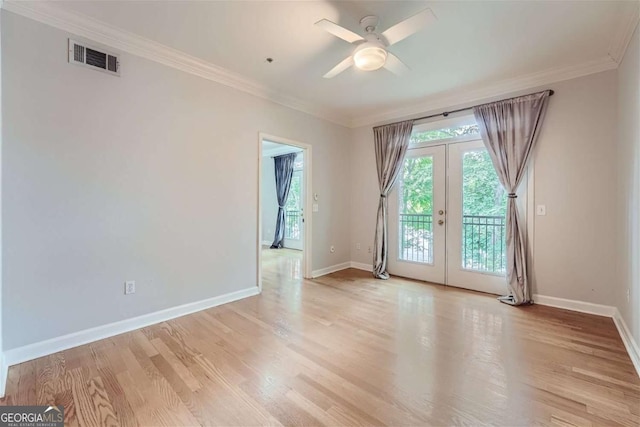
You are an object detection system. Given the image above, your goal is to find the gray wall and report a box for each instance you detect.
[616,25,640,346]
[2,9,638,355]
[349,70,619,306]
[2,11,351,350]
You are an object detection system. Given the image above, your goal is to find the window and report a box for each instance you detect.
[410,115,480,145]
[285,152,303,240]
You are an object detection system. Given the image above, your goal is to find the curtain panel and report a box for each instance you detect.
[473,90,551,305]
[270,152,298,249]
[372,120,415,279]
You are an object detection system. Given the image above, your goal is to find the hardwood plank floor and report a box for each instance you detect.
[2,248,639,426]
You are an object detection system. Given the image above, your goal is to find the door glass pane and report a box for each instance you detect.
[462,149,507,274]
[398,156,434,264]
[411,124,479,144]
[285,172,301,240]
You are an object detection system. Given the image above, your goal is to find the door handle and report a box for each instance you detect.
[438,219,444,225]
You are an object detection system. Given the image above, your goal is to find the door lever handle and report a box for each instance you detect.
[438,219,444,225]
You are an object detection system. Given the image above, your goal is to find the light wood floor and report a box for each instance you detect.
[2,248,639,426]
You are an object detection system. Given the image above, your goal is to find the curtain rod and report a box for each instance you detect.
[270,151,302,158]
[379,89,555,127]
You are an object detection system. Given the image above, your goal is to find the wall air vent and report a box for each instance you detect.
[68,39,120,76]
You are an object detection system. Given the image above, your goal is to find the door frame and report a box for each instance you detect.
[388,144,447,284]
[257,132,313,292]
[283,169,304,251]
[446,139,510,295]
[392,115,533,294]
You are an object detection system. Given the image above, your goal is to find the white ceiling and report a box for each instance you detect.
[262,140,303,157]
[24,1,639,125]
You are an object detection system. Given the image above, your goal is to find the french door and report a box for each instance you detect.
[389,145,446,283]
[284,170,303,250]
[389,139,510,295]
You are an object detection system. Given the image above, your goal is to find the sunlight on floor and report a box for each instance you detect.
[262,246,303,281]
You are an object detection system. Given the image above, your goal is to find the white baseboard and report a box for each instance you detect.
[534,293,639,378]
[311,262,351,278]
[350,261,373,272]
[3,286,260,374]
[613,309,640,377]
[311,261,372,278]
[533,294,616,317]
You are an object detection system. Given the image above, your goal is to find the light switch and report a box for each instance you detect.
[312,203,319,212]
[536,205,546,216]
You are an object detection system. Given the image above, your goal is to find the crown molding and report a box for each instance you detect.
[608,1,640,64]
[0,0,351,127]
[348,56,618,127]
[1,0,630,129]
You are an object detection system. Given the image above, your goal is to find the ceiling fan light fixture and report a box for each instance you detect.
[353,45,387,71]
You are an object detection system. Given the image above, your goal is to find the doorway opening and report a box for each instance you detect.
[388,116,527,295]
[258,134,312,292]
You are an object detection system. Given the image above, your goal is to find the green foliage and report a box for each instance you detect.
[462,150,506,216]
[410,124,479,144]
[398,146,507,273]
[399,148,505,217]
[285,172,302,240]
[400,156,433,215]
[285,173,301,211]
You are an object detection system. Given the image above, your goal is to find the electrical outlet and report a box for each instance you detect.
[330,245,335,253]
[368,246,372,254]
[536,205,546,216]
[125,280,136,295]
[356,243,361,250]
[628,288,631,303]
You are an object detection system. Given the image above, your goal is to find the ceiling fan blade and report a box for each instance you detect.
[323,56,354,78]
[381,8,436,46]
[384,52,410,76]
[315,19,364,44]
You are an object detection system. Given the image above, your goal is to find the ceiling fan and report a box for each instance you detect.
[315,8,436,78]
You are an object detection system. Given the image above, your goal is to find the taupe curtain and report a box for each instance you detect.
[473,90,551,305]
[270,153,298,249]
[373,120,414,279]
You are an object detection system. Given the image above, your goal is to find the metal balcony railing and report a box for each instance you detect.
[398,213,506,274]
[285,210,300,240]
[399,213,434,264]
[462,215,506,274]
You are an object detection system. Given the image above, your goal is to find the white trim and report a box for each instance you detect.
[257,133,313,290]
[349,56,618,127]
[3,286,259,369]
[608,1,640,64]
[257,137,263,292]
[262,145,303,158]
[0,0,630,129]
[311,262,351,278]
[533,294,616,317]
[510,294,640,378]
[613,309,640,377]
[350,261,373,272]
[0,0,348,127]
